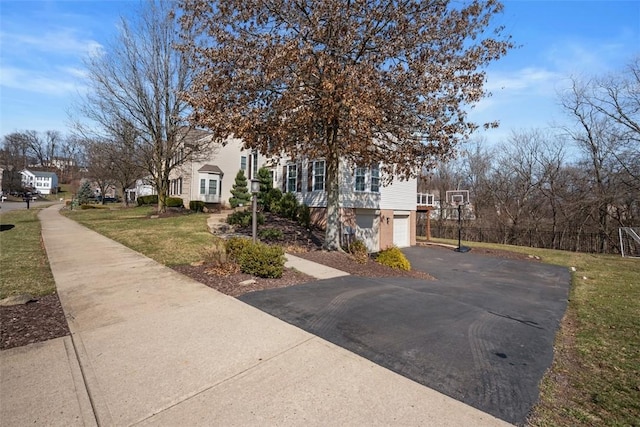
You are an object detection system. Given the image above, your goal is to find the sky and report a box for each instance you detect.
[0,0,639,146]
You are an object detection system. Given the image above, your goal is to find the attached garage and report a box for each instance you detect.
[393,213,410,248]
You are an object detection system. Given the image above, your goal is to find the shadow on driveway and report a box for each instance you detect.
[240,246,570,425]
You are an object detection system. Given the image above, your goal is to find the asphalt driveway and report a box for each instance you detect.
[240,245,570,425]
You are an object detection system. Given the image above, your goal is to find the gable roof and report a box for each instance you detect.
[198,164,224,175]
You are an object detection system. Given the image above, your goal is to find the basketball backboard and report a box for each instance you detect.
[445,190,470,206]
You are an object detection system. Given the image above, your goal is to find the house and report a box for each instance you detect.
[20,169,58,195]
[169,130,417,251]
[169,135,265,207]
[271,157,417,251]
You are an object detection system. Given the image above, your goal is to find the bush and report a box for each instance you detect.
[137,195,158,206]
[376,246,411,271]
[297,204,311,228]
[225,237,253,262]
[226,210,265,227]
[166,197,184,208]
[264,188,283,213]
[229,170,251,208]
[237,242,285,278]
[276,192,299,220]
[201,237,228,266]
[189,200,205,212]
[345,239,368,264]
[258,227,284,242]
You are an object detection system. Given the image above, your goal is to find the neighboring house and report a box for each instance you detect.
[20,169,58,195]
[169,135,265,208]
[127,177,156,202]
[271,157,418,251]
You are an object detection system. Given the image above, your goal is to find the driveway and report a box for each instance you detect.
[240,245,570,425]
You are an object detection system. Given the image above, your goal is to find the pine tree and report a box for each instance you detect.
[229,170,251,208]
[77,181,94,205]
[257,167,273,209]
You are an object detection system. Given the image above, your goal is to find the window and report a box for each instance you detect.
[313,160,325,191]
[370,164,380,193]
[355,167,366,192]
[240,156,247,171]
[199,179,206,195]
[252,152,258,178]
[208,179,217,195]
[287,164,297,193]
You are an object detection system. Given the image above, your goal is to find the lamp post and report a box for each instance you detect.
[250,178,260,243]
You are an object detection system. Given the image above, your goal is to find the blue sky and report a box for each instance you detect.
[1,0,639,145]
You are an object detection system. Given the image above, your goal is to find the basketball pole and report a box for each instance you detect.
[454,203,471,253]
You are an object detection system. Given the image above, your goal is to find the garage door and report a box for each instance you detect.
[393,215,409,247]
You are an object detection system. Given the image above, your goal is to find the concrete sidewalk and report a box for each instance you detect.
[1,205,512,426]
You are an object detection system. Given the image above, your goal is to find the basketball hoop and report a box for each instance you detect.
[445,190,471,253]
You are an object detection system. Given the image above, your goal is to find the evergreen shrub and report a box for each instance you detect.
[189,200,205,212]
[226,210,265,227]
[166,197,184,208]
[237,242,285,278]
[137,195,158,206]
[376,246,411,271]
[258,227,284,242]
[346,239,369,264]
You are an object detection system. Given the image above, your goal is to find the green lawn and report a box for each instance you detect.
[426,237,640,426]
[0,209,56,298]
[62,206,215,266]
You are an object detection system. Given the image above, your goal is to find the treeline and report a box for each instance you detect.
[420,58,640,254]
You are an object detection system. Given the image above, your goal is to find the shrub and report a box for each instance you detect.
[226,210,265,227]
[189,200,205,212]
[346,239,369,264]
[166,197,184,208]
[276,192,299,220]
[297,204,312,228]
[258,227,284,242]
[237,242,285,278]
[225,237,253,262]
[376,246,411,271]
[201,237,228,266]
[137,195,158,206]
[229,170,251,208]
[264,188,283,213]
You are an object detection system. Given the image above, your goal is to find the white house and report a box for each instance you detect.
[169,135,265,207]
[20,170,58,195]
[168,130,417,251]
[272,157,417,251]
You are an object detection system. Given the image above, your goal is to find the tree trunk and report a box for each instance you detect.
[324,149,341,251]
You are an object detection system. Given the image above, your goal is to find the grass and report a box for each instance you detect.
[425,237,640,426]
[0,209,56,299]
[62,206,215,266]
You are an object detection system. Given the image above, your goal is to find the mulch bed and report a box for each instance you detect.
[0,293,70,351]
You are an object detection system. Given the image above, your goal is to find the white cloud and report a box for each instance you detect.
[0,28,102,58]
[0,66,85,96]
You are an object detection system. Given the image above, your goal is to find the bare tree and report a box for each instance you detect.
[178,0,513,250]
[78,0,213,212]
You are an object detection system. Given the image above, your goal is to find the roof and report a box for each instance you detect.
[21,169,58,179]
[198,164,223,175]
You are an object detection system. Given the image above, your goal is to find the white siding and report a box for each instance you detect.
[380,177,417,211]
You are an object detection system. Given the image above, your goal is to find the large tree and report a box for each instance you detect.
[78,0,213,212]
[178,0,512,249]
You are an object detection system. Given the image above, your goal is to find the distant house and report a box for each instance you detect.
[20,169,58,195]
